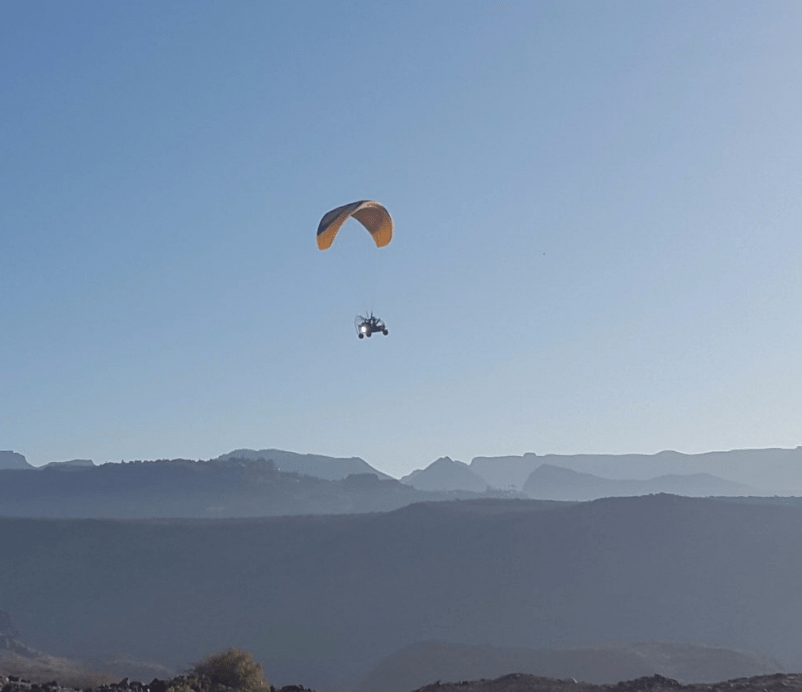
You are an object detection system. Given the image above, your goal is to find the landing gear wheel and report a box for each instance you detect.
[382,329,388,335]
[366,332,372,337]
[358,333,364,339]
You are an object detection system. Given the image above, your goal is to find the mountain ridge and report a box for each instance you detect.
[522,465,755,500]
[0,456,520,518]
[0,452,32,471]
[401,457,489,492]
[468,447,802,494]
[212,448,393,481]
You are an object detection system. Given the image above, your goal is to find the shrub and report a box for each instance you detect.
[190,649,268,692]
[166,682,196,692]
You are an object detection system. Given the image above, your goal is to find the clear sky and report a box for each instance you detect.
[2,2,802,477]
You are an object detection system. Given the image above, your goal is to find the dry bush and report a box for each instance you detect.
[188,649,268,692]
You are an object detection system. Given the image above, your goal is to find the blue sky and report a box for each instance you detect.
[2,2,801,477]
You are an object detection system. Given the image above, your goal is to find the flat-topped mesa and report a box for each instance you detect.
[0,451,32,470]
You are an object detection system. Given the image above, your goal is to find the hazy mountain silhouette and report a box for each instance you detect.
[355,640,783,692]
[470,447,802,494]
[0,457,519,518]
[401,457,489,492]
[522,465,755,500]
[0,452,32,470]
[2,495,802,691]
[469,453,541,489]
[41,459,95,469]
[213,449,393,481]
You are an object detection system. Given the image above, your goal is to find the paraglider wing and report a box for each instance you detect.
[316,200,393,250]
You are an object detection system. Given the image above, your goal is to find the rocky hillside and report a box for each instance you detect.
[0,673,316,692]
[356,641,783,692]
[2,672,802,692]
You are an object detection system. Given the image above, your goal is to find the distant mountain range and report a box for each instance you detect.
[3,448,389,479]
[0,456,520,518]
[402,458,757,498]
[6,449,760,518]
[469,448,802,494]
[522,465,755,501]
[390,445,802,496]
[218,446,802,496]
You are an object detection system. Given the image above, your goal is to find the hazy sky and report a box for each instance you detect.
[2,2,802,477]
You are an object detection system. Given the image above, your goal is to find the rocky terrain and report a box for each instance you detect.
[0,674,315,692]
[2,672,802,692]
[410,672,802,692]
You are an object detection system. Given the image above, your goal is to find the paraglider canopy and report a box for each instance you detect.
[316,200,393,250]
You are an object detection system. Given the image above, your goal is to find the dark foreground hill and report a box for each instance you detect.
[411,673,802,692]
[2,495,802,691]
[2,630,778,692]
[356,641,782,692]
